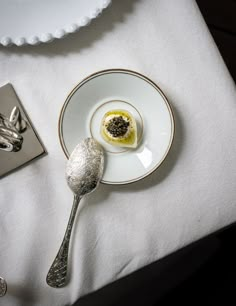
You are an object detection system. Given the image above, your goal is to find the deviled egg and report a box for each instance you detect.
[100,109,138,148]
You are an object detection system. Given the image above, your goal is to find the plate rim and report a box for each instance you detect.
[58,68,175,185]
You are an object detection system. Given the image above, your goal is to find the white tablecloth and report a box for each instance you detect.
[0,1,236,305]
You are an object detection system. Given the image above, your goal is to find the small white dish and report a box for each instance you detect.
[59,69,175,185]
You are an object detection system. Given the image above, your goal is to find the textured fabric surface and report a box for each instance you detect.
[0,0,236,305]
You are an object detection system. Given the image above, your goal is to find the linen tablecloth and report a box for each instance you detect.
[0,0,236,305]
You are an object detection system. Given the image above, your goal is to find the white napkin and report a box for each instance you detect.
[0,0,236,305]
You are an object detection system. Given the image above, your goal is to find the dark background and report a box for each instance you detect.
[74,1,236,305]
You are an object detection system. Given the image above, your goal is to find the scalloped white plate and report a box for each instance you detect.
[0,0,111,46]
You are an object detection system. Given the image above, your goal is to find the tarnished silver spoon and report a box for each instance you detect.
[46,138,104,288]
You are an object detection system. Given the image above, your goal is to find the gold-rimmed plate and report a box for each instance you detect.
[59,69,174,185]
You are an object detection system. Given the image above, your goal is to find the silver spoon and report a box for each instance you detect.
[0,277,7,297]
[46,138,104,288]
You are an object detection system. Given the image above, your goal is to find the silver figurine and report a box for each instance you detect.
[0,106,27,152]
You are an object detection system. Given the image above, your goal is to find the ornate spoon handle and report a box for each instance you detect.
[46,195,81,288]
[0,277,7,297]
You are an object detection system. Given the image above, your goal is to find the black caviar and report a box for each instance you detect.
[106,116,130,137]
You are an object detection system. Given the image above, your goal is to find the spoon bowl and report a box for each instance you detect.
[66,137,104,196]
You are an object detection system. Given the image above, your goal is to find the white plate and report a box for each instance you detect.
[59,69,175,185]
[0,0,111,46]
